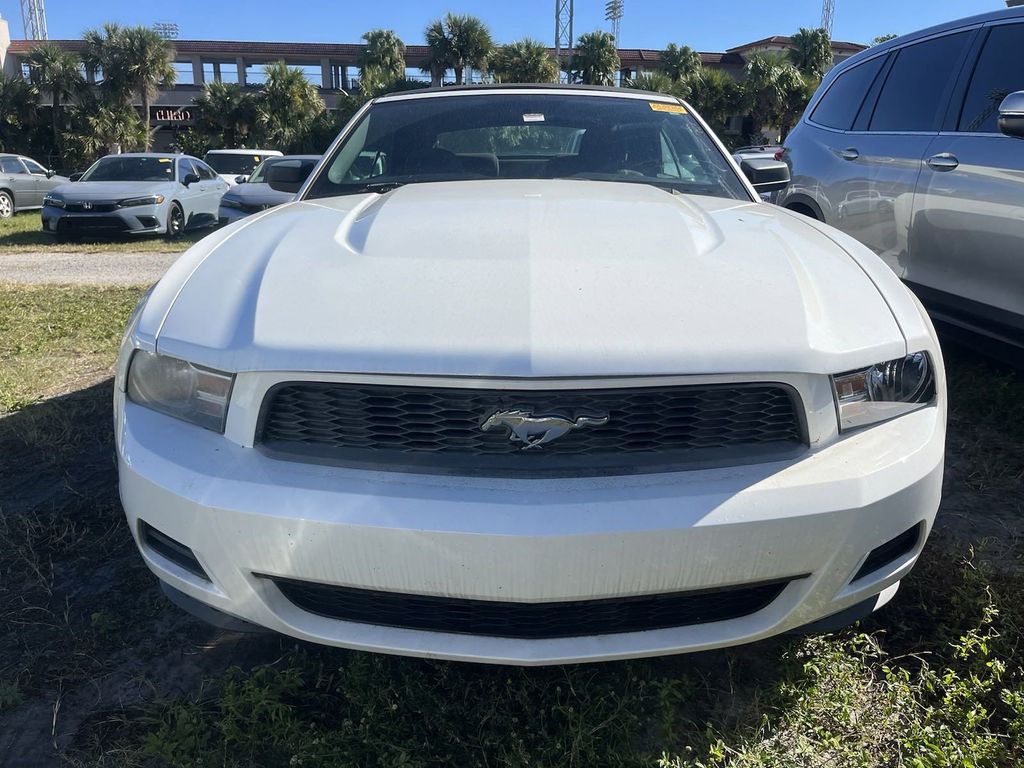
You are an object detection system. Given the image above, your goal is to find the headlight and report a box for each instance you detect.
[220,197,244,210]
[126,351,233,432]
[118,195,165,207]
[831,352,935,431]
[43,195,65,208]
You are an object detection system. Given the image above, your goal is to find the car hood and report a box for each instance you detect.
[222,183,293,206]
[152,179,907,376]
[52,181,175,200]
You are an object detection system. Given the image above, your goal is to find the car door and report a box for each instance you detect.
[175,157,205,226]
[0,156,35,209]
[823,30,975,270]
[193,159,228,223]
[20,157,55,206]
[910,19,1024,338]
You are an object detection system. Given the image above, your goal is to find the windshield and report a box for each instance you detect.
[205,153,272,175]
[249,157,319,185]
[305,93,749,201]
[81,156,175,182]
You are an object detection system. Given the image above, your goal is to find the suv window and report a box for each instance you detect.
[959,23,1024,133]
[0,157,26,174]
[810,56,886,130]
[869,32,971,132]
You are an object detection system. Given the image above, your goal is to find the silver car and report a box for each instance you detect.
[778,6,1024,353]
[0,154,68,218]
[42,153,228,240]
[217,155,320,224]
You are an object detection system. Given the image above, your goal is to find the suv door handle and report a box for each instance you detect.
[926,153,959,171]
[840,148,860,161]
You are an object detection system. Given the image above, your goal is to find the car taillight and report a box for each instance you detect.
[774,149,786,161]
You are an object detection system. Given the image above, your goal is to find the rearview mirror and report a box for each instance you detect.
[998,91,1024,139]
[69,172,83,182]
[265,163,306,194]
[740,158,790,194]
[182,172,201,186]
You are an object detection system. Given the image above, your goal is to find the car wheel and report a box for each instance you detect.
[165,202,185,239]
[0,191,13,219]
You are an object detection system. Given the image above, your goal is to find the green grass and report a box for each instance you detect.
[0,211,207,254]
[0,283,145,411]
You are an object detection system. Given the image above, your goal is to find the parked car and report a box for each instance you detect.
[218,155,320,224]
[0,154,68,218]
[203,148,283,186]
[42,153,228,240]
[778,6,1024,353]
[116,86,945,665]
[731,146,784,201]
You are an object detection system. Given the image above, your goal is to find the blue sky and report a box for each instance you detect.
[2,1,994,50]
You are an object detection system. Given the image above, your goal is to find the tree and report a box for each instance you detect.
[195,81,257,148]
[423,13,494,86]
[358,29,406,95]
[82,23,130,100]
[659,43,701,82]
[684,67,745,137]
[79,100,148,155]
[255,61,326,152]
[744,53,811,142]
[788,27,833,78]
[775,68,815,141]
[571,31,620,86]
[0,74,37,153]
[118,26,177,150]
[27,42,85,163]
[627,72,676,95]
[492,39,559,84]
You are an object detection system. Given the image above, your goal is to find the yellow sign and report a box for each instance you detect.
[649,102,687,114]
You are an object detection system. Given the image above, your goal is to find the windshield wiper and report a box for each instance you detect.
[357,181,406,194]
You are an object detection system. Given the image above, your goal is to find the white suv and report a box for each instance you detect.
[203,148,282,186]
[116,86,944,665]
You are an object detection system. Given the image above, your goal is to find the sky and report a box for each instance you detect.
[0,1,1000,51]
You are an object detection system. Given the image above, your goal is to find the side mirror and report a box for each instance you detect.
[182,172,201,186]
[234,175,248,184]
[998,91,1024,139]
[69,172,83,182]
[46,169,56,178]
[265,163,305,194]
[740,158,790,194]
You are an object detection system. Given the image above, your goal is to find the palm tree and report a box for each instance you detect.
[774,67,815,141]
[0,74,37,153]
[571,31,620,86]
[82,101,148,155]
[626,72,676,95]
[423,18,454,87]
[744,53,809,141]
[788,27,833,78]
[118,26,176,150]
[27,43,85,163]
[684,67,745,136]
[195,81,256,148]
[255,61,325,152]
[82,23,129,99]
[359,29,406,95]
[659,43,701,82]
[492,39,559,84]
[424,13,494,86]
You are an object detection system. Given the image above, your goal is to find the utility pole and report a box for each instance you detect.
[821,0,835,36]
[555,0,573,83]
[20,0,47,40]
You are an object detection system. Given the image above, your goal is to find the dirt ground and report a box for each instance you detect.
[0,344,1021,766]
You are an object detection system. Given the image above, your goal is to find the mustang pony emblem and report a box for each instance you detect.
[481,409,609,449]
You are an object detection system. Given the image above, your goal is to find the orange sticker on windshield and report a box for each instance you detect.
[650,102,686,114]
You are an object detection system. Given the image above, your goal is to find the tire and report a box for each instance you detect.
[165,202,185,239]
[0,190,13,219]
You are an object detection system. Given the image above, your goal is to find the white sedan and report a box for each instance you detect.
[115,86,945,665]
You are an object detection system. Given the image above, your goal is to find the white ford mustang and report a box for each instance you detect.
[115,86,945,665]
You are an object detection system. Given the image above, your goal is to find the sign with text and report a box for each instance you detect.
[150,107,196,124]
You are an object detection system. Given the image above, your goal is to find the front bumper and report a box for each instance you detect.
[42,204,164,236]
[116,378,944,665]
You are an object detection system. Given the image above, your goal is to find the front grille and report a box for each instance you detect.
[64,202,118,213]
[257,382,805,476]
[267,576,794,638]
[56,215,127,233]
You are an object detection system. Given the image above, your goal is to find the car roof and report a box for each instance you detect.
[99,152,183,160]
[375,83,680,103]
[205,148,282,154]
[834,6,1023,72]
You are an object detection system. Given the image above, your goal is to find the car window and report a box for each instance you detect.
[869,32,971,132]
[204,153,266,175]
[177,158,197,181]
[249,157,319,185]
[82,156,176,182]
[810,56,887,130]
[194,160,218,180]
[21,158,47,175]
[958,23,1024,133]
[307,94,750,201]
[0,157,26,174]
